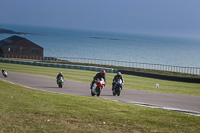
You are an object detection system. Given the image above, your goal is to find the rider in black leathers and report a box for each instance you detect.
[2,68,5,74]
[112,72,124,91]
[90,70,106,89]
[56,72,64,84]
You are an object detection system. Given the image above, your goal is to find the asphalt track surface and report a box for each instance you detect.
[1,72,200,116]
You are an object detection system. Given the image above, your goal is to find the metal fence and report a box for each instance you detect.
[48,57,200,75]
[1,55,200,75]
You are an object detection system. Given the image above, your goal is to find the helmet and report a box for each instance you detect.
[117,72,121,76]
[59,72,62,74]
[2,68,5,71]
[100,69,105,74]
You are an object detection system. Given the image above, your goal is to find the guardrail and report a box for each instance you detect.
[0,59,117,73]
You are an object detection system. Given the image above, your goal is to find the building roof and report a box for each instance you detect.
[0,35,25,48]
[0,35,43,49]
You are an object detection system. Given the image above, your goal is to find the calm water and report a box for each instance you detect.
[1,24,200,67]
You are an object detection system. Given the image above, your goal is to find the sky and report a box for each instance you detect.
[0,0,200,37]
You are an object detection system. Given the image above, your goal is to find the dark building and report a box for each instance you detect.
[0,35,43,59]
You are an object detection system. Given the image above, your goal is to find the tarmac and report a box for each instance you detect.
[1,72,200,116]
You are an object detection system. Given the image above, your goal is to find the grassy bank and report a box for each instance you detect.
[1,58,200,78]
[0,80,200,132]
[0,62,200,96]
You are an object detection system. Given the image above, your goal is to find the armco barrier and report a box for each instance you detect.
[0,59,117,73]
[119,69,200,83]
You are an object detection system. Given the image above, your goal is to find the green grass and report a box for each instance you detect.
[2,58,200,77]
[0,80,200,132]
[1,62,200,96]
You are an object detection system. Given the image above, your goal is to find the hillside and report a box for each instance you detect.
[0,28,30,35]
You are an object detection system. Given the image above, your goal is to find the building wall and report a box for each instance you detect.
[2,39,43,59]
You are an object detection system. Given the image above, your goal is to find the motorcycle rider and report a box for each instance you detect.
[2,68,6,74]
[112,72,124,91]
[56,72,64,84]
[90,69,106,89]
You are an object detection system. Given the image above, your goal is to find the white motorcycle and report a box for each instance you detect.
[91,78,105,97]
[2,71,8,77]
[57,77,64,88]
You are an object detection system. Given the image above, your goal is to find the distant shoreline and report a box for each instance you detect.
[90,36,121,40]
[0,28,36,35]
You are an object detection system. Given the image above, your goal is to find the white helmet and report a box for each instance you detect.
[117,72,121,75]
[59,72,62,74]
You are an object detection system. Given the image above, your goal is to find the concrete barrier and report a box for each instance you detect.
[0,59,117,73]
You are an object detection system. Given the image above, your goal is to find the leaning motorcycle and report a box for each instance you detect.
[2,71,7,77]
[91,78,105,97]
[113,79,123,96]
[57,77,64,88]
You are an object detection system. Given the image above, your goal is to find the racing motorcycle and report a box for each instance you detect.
[57,77,64,88]
[113,79,123,96]
[2,71,7,77]
[91,78,105,97]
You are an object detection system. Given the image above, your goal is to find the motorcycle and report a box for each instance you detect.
[91,78,105,97]
[2,71,7,77]
[57,77,64,88]
[113,79,123,96]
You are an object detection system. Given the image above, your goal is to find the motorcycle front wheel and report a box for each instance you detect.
[113,89,116,96]
[91,90,95,96]
[96,87,101,97]
[117,87,121,96]
[58,83,62,88]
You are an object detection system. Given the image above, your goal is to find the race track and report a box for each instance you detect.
[1,72,200,116]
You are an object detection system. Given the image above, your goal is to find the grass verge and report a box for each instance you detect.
[1,62,200,96]
[3,58,200,78]
[0,80,200,132]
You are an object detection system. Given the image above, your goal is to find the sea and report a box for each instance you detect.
[1,24,200,67]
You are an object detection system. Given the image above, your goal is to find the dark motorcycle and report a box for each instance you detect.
[113,79,122,96]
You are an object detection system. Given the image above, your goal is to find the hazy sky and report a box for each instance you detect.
[0,0,200,37]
